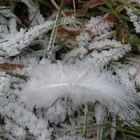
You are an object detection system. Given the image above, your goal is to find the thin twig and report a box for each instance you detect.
[72,0,76,16]
[25,7,39,32]
[46,0,64,60]
[50,0,66,16]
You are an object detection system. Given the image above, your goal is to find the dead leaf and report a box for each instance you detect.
[57,27,81,37]
[116,27,125,44]
[105,5,124,22]
[80,0,104,10]
[0,63,25,71]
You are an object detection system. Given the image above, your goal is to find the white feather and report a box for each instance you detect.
[20,61,136,119]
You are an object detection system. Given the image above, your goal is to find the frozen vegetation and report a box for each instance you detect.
[0,0,140,140]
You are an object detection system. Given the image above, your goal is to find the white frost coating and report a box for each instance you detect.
[0,16,76,57]
[8,18,18,34]
[0,7,15,18]
[0,73,51,140]
[85,16,113,35]
[4,119,26,140]
[88,39,124,50]
[0,7,18,38]
[20,61,136,119]
[0,99,51,140]
[85,44,131,68]
[128,0,140,5]
[64,47,88,63]
[95,104,105,140]
[93,31,114,41]
[76,32,91,47]
[0,1,139,139]
[0,20,54,57]
[125,6,140,33]
[112,64,136,92]
[60,16,76,25]
[0,15,9,39]
[0,8,17,39]
[46,100,67,124]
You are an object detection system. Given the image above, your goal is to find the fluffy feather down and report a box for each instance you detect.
[20,61,136,119]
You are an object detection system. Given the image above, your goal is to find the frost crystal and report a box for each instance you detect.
[0,1,139,140]
[125,6,140,33]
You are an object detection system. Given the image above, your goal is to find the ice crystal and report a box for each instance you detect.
[0,1,139,140]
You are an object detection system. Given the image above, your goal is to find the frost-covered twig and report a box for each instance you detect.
[88,39,125,50]
[85,44,131,68]
[0,20,54,57]
[0,16,76,57]
[46,7,62,59]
